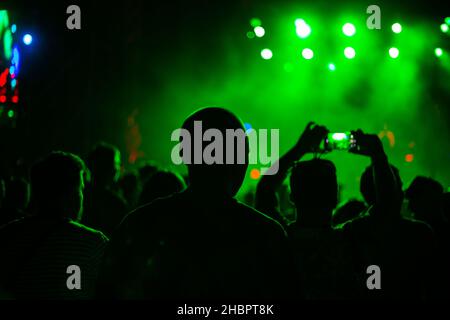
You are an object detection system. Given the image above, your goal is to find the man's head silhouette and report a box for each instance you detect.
[360,164,403,207]
[405,176,444,222]
[30,151,85,221]
[290,159,338,227]
[181,107,248,198]
[87,142,121,188]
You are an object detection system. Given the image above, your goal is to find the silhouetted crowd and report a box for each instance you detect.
[0,108,449,300]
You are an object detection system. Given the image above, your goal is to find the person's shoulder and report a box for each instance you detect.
[399,217,434,234]
[0,215,41,234]
[109,193,186,250]
[335,214,368,231]
[233,200,287,237]
[0,216,26,229]
[0,217,26,238]
[119,193,183,230]
[67,220,109,243]
[131,192,180,217]
[400,216,430,226]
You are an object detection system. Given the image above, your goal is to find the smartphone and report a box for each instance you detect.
[324,132,357,151]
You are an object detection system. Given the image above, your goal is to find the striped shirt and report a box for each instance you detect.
[0,215,108,299]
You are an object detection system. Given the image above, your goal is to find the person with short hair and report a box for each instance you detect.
[0,151,108,299]
[99,107,296,299]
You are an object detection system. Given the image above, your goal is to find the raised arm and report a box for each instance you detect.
[351,130,401,217]
[255,122,328,222]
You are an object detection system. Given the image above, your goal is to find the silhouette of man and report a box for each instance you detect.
[405,176,450,298]
[83,143,127,236]
[339,134,439,299]
[0,152,108,299]
[99,107,295,299]
[256,122,360,299]
[405,176,447,239]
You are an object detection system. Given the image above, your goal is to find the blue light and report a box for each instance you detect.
[9,66,15,75]
[23,34,33,45]
[11,79,17,89]
[12,47,20,73]
[244,123,253,133]
[11,24,17,33]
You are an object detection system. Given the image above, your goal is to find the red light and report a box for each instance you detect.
[12,96,18,103]
[0,95,6,103]
[405,154,414,162]
[128,151,138,164]
[0,69,8,87]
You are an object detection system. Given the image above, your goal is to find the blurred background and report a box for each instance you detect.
[0,0,449,201]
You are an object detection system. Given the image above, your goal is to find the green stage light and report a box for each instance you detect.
[261,48,273,60]
[254,26,265,37]
[441,23,449,33]
[446,17,450,25]
[295,19,311,38]
[328,63,336,71]
[342,23,356,37]
[7,110,14,118]
[389,47,399,58]
[392,23,402,33]
[344,47,355,59]
[250,18,262,28]
[246,31,255,39]
[301,48,314,59]
[435,48,443,57]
